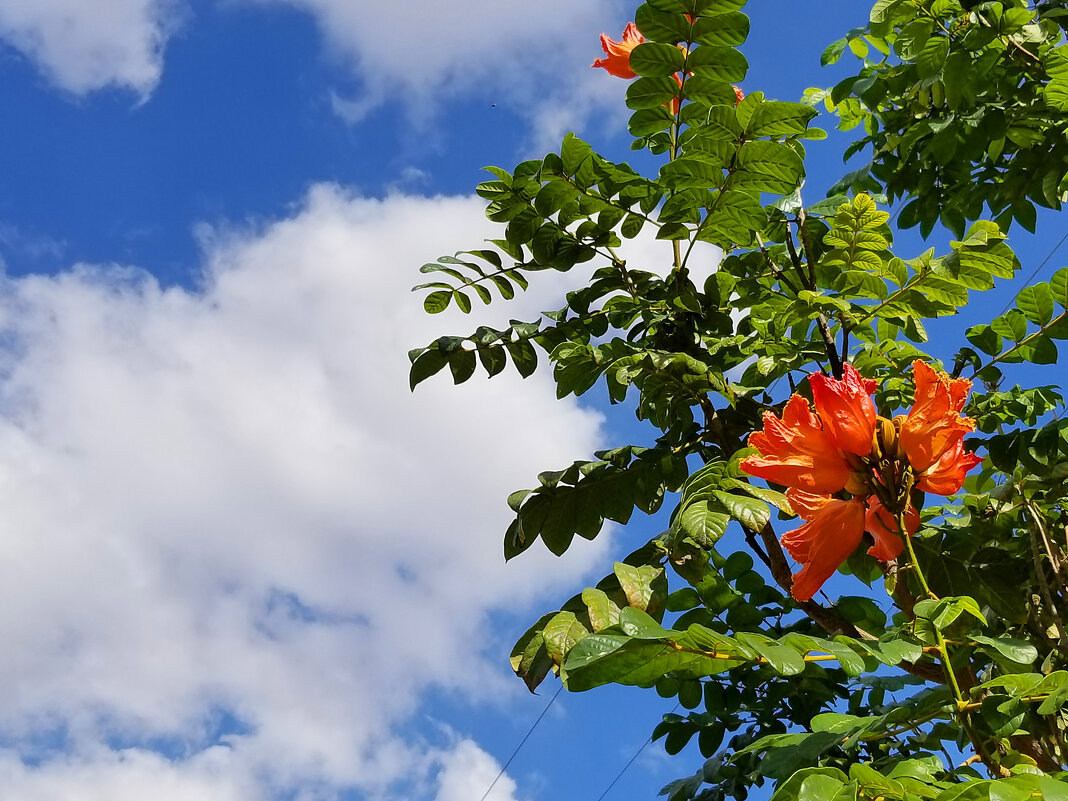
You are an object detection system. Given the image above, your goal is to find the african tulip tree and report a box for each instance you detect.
[411,1,1068,799]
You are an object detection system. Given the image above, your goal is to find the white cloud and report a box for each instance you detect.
[0,0,642,148]
[433,738,524,801]
[0,0,182,96]
[0,185,608,798]
[255,0,633,143]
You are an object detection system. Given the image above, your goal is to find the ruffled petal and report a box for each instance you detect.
[741,395,851,493]
[591,22,645,78]
[810,364,877,457]
[916,440,983,495]
[780,497,866,601]
[784,488,831,520]
[900,361,976,472]
[863,499,917,562]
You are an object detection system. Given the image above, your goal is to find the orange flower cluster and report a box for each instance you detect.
[741,362,982,602]
[592,22,744,110]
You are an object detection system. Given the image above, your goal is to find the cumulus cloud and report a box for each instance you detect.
[0,0,182,96]
[256,0,632,142]
[0,186,608,798]
[0,0,637,148]
[432,738,525,801]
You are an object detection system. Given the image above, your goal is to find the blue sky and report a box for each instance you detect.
[0,2,1063,800]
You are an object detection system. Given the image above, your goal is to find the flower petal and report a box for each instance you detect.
[916,440,983,495]
[780,497,865,601]
[863,499,916,562]
[741,395,851,493]
[900,361,976,472]
[810,364,877,457]
[592,22,644,78]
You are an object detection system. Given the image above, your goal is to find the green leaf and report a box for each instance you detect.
[582,587,621,632]
[627,76,682,110]
[1034,671,1068,714]
[618,606,672,638]
[966,324,1003,356]
[1016,283,1055,326]
[542,610,589,667]
[560,133,592,176]
[1044,44,1068,112]
[771,768,848,801]
[781,633,866,677]
[423,290,452,314]
[691,12,749,46]
[510,612,556,692]
[635,4,692,43]
[745,101,819,137]
[821,39,847,67]
[735,632,805,676]
[734,141,805,194]
[914,596,986,630]
[916,36,949,79]
[869,0,903,23]
[615,562,668,616]
[630,41,687,77]
[712,490,770,529]
[504,449,689,558]
[408,346,449,389]
[562,632,748,691]
[629,106,676,136]
[991,310,1028,343]
[895,19,932,61]
[971,635,1038,665]
[684,45,748,82]
[1052,266,1068,309]
[675,500,730,545]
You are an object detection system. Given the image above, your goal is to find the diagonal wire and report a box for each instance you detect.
[478,684,563,801]
[996,228,1068,317]
[594,703,681,801]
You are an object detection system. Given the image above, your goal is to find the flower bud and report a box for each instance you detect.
[845,471,869,497]
[876,417,899,461]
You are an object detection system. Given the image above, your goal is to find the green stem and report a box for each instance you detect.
[669,87,684,274]
[896,510,1007,777]
[971,310,1068,378]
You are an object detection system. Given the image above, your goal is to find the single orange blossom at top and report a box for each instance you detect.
[592,22,644,79]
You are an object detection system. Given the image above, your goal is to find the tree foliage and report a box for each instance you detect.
[412,1,1068,798]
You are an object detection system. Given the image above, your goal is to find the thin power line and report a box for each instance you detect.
[997,228,1068,317]
[478,684,563,801]
[594,703,681,801]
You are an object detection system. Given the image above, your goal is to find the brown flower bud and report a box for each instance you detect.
[877,416,899,461]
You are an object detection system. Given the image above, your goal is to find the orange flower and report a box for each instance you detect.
[810,364,877,457]
[780,492,919,601]
[915,439,983,495]
[733,85,744,105]
[741,361,982,601]
[899,360,974,473]
[741,395,851,494]
[864,498,917,562]
[781,491,866,602]
[592,22,644,79]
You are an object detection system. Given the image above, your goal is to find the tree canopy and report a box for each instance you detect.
[412,1,1068,799]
